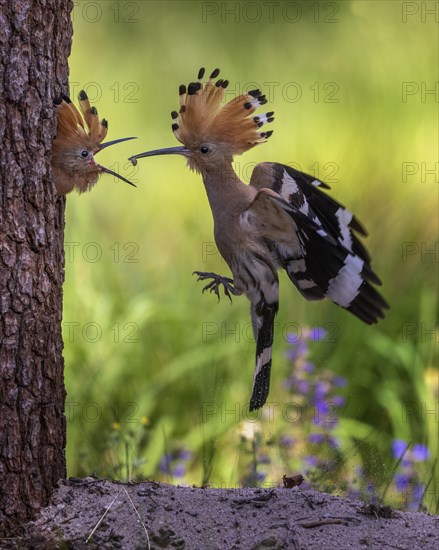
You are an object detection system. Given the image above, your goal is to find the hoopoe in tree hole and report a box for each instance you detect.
[52,91,136,194]
[129,68,389,411]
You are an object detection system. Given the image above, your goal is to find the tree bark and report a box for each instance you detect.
[0,0,73,535]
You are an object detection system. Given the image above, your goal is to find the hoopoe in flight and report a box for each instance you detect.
[129,68,389,411]
[52,91,136,194]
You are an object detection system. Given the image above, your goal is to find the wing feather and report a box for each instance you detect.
[248,163,389,323]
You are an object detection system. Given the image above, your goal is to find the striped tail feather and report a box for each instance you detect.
[249,298,278,411]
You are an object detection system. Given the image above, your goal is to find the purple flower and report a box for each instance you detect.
[333,376,347,387]
[172,463,186,478]
[392,439,409,460]
[256,471,267,481]
[285,349,297,362]
[365,483,378,502]
[304,455,319,467]
[287,340,308,360]
[283,375,297,390]
[328,435,340,448]
[313,400,339,428]
[179,449,192,461]
[259,454,271,465]
[406,484,424,510]
[395,472,410,492]
[412,444,430,462]
[309,327,326,342]
[314,382,329,400]
[303,361,315,373]
[313,400,327,424]
[309,433,325,444]
[159,453,172,473]
[279,435,295,447]
[297,379,310,395]
[287,332,302,345]
[331,395,345,407]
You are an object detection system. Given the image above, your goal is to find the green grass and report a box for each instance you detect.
[63,1,437,511]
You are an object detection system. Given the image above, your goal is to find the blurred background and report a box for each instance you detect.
[64,1,437,510]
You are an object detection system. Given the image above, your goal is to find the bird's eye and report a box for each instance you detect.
[81,150,89,158]
[200,146,210,154]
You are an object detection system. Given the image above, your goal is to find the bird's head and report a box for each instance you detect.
[52,91,136,194]
[129,68,274,175]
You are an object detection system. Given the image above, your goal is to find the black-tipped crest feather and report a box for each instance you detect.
[171,67,275,155]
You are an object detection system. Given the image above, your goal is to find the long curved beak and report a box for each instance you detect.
[96,137,137,187]
[99,136,137,150]
[98,164,137,187]
[128,146,189,166]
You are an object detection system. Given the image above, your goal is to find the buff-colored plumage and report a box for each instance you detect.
[171,68,274,155]
[129,67,388,411]
[55,91,108,149]
[52,91,136,195]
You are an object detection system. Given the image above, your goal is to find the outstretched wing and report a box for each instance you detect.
[249,164,389,324]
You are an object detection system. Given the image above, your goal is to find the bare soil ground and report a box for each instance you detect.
[2,478,438,549]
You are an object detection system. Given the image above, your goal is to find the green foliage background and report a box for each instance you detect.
[63,1,437,509]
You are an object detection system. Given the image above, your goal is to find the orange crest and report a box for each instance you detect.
[170,68,274,155]
[54,91,108,151]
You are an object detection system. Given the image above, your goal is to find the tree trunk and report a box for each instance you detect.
[0,0,73,535]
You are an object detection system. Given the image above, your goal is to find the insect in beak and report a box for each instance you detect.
[128,146,190,166]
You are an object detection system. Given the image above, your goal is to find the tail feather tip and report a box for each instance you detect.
[249,362,271,412]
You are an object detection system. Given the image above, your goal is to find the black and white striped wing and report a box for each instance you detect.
[249,163,389,324]
[270,164,372,263]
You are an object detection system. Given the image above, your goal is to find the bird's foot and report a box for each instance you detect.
[193,271,236,303]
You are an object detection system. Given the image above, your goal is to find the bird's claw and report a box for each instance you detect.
[193,271,235,303]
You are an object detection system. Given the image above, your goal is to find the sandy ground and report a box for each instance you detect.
[2,478,438,549]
